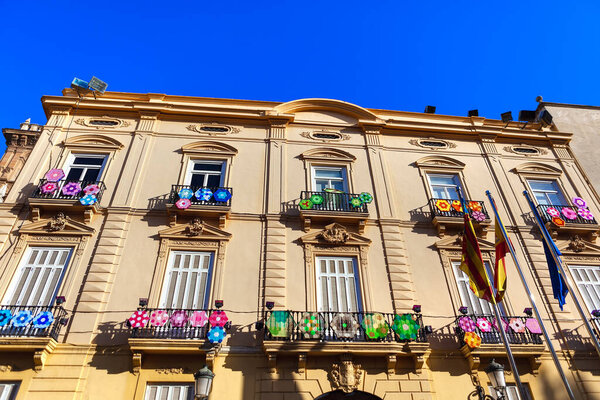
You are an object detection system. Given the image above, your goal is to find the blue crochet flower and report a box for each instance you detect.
[32,311,54,329]
[178,188,194,199]
[213,189,232,202]
[0,310,12,326]
[195,188,213,201]
[208,326,227,344]
[79,194,97,205]
[11,310,33,327]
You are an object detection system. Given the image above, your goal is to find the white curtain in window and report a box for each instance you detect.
[144,384,193,400]
[316,256,360,312]
[160,251,213,309]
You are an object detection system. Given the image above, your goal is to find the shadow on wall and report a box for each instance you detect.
[281,198,301,215]
[408,204,432,223]
[15,182,35,204]
[147,193,170,210]
[425,321,461,350]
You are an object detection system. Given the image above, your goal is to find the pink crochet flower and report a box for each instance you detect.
[209,311,228,327]
[508,318,526,333]
[41,182,58,194]
[525,318,542,334]
[458,317,476,332]
[189,311,209,327]
[546,207,560,218]
[128,311,149,328]
[175,198,191,209]
[170,311,188,327]
[476,317,492,333]
[471,211,486,222]
[578,208,594,220]
[83,184,101,195]
[492,317,508,332]
[572,197,587,208]
[45,168,65,182]
[561,207,577,220]
[62,182,82,196]
[149,310,169,327]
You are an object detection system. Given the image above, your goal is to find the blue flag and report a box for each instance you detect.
[541,239,569,310]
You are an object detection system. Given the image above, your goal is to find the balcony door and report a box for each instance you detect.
[312,166,348,192]
[3,247,72,306]
[569,265,600,312]
[427,173,462,200]
[64,153,107,182]
[315,256,362,313]
[160,251,213,309]
[185,160,225,188]
[527,179,567,206]
[451,261,506,316]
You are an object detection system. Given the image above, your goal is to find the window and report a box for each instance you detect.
[569,265,600,312]
[185,160,225,188]
[64,154,107,182]
[427,174,462,200]
[527,179,567,206]
[452,261,505,315]
[160,251,213,309]
[3,247,72,306]
[315,256,362,312]
[145,384,193,400]
[312,166,348,192]
[489,384,530,400]
[0,382,18,400]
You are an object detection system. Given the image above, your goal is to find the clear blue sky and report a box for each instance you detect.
[1,1,599,152]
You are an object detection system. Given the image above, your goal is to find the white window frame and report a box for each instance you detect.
[144,383,193,400]
[2,247,72,306]
[451,260,507,316]
[63,153,108,182]
[0,382,19,400]
[569,265,600,312]
[311,166,349,192]
[526,179,567,206]
[159,251,214,309]
[426,173,463,200]
[315,256,362,312]
[184,160,226,187]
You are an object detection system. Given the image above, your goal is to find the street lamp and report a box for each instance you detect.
[467,359,506,400]
[194,365,215,399]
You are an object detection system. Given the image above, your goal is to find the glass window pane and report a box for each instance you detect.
[330,181,345,191]
[206,175,221,187]
[429,175,457,186]
[528,180,556,191]
[66,168,84,181]
[193,163,222,172]
[73,157,105,166]
[190,174,206,187]
[314,169,343,179]
[83,169,100,182]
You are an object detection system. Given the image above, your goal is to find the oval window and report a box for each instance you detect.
[200,126,229,133]
[512,147,539,155]
[419,140,448,149]
[313,133,343,140]
[89,120,119,126]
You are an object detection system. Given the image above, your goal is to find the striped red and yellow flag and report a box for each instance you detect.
[460,213,494,303]
[494,215,509,303]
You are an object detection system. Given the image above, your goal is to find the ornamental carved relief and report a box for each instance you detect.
[320,225,350,244]
[48,213,67,232]
[330,359,364,393]
[187,218,205,236]
[568,235,586,252]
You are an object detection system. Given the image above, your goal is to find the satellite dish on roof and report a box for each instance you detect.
[88,76,108,95]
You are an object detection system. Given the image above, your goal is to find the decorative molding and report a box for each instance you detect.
[0,365,13,372]
[300,129,350,142]
[414,155,465,169]
[74,116,131,129]
[503,144,547,157]
[186,122,240,136]
[300,223,371,247]
[330,357,364,393]
[568,235,586,253]
[187,218,205,236]
[181,141,238,156]
[19,216,95,236]
[48,212,67,232]
[320,225,350,244]
[512,162,562,176]
[409,137,456,150]
[156,367,189,374]
[300,148,356,162]
[63,134,124,150]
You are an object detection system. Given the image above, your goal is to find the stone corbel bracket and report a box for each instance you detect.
[0,337,57,372]
[128,338,219,374]
[460,343,545,375]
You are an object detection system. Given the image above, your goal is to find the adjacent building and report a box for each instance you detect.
[0,90,598,399]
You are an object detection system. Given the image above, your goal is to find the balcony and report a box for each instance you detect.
[262,310,429,372]
[536,204,599,238]
[454,314,545,371]
[428,198,490,237]
[166,185,232,228]
[592,316,600,339]
[29,180,106,223]
[127,307,231,372]
[0,305,67,371]
[298,191,370,233]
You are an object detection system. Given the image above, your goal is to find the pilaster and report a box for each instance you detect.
[263,216,287,308]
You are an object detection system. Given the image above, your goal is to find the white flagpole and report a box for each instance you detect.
[486,190,575,400]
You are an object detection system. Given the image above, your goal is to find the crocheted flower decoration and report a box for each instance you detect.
[0,310,11,326]
[551,217,565,227]
[476,317,492,333]
[213,189,232,202]
[175,198,191,209]
[189,311,209,327]
[561,207,577,220]
[83,184,101,195]
[492,317,508,332]
[41,182,58,194]
[45,169,65,182]
[467,201,482,212]
[392,314,420,341]
[458,317,476,332]
[546,207,560,218]
[149,310,169,327]
[310,194,324,205]
[266,311,293,338]
[128,310,150,328]
[79,194,97,206]
[331,313,359,339]
[435,199,451,212]
[349,197,363,208]
[508,318,526,333]
[32,311,54,329]
[195,188,213,201]
[209,311,228,328]
[359,192,373,204]
[62,182,82,196]
[573,197,587,208]
[525,318,542,334]
[299,199,313,210]
[361,313,389,339]
[463,331,482,349]
[170,311,188,327]
[471,211,486,222]
[178,188,194,199]
[299,312,322,339]
[451,200,463,212]
[578,208,594,220]
[11,310,33,327]
[208,326,227,343]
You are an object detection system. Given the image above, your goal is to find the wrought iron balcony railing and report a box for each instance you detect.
[168,185,233,208]
[263,311,427,343]
[591,317,600,338]
[128,308,230,340]
[428,198,489,221]
[454,314,543,346]
[536,204,598,225]
[299,191,369,213]
[0,305,67,340]
[30,179,106,203]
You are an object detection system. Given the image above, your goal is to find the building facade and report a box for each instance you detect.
[0,90,598,399]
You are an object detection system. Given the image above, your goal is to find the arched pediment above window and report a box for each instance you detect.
[273,98,380,122]
[63,134,124,150]
[181,141,238,156]
[300,148,356,163]
[512,162,562,176]
[414,155,465,169]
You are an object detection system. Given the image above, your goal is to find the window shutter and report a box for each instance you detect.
[452,261,494,315]
[316,257,360,312]
[0,383,18,400]
[161,251,213,309]
[569,265,600,311]
[144,384,193,400]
